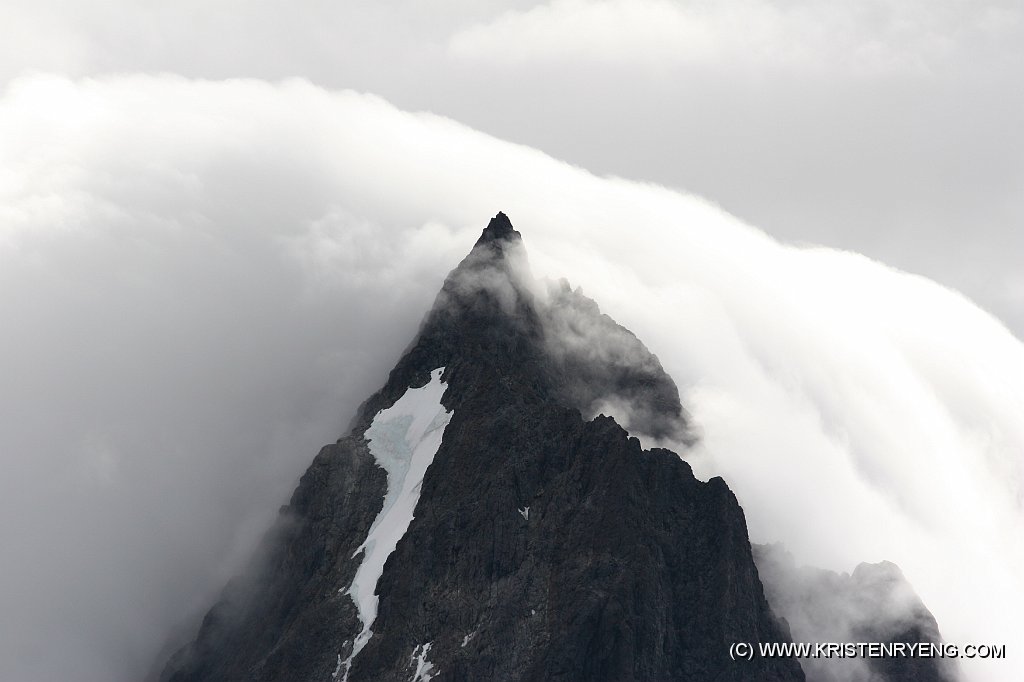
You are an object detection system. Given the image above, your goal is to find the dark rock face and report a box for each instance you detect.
[159,435,385,682]
[539,277,691,444]
[160,213,803,682]
[753,544,960,682]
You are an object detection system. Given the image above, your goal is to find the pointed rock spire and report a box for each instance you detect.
[474,211,521,247]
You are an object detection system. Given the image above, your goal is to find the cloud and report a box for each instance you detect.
[448,0,1019,74]
[0,74,1021,682]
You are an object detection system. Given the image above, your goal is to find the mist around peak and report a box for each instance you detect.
[424,217,692,446]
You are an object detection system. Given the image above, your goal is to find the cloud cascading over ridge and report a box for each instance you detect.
[0,74,1021,682]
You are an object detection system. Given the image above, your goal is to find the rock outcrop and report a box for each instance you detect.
[754,543,960,682]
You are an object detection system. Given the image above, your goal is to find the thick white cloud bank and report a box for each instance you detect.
[0,74,1021,681]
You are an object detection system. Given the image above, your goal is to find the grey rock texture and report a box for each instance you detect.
[161,213,803,682]
[753,543,960,682]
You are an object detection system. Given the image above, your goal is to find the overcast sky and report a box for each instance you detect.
[1,3,1022,682]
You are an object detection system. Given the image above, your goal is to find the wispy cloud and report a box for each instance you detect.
[449,0,1019,74]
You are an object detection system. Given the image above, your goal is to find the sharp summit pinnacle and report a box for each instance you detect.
[474,211,521,247]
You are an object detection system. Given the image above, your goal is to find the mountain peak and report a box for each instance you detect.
[474,211,520,247]
[159,214,799,682]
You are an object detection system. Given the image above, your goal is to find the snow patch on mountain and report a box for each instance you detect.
[340,368,452,679]
[409,642,436,681]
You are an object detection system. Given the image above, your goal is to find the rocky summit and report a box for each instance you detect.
[754,544,960,682]
[159,213,939,682]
